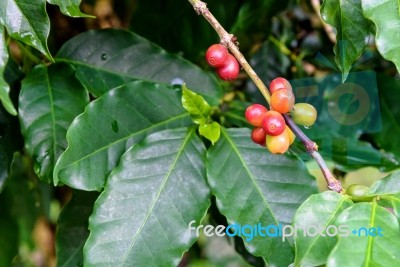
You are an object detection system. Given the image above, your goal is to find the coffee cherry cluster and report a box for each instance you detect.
[245,77,317,154]
[205,44,239,81]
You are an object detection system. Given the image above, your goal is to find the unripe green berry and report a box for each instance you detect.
[291,103,317,127]
[347,184,369,197]
[346,184,374,202]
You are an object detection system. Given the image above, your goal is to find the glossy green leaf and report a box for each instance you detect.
[371,75,400,158]
[54,81,191,191]
[321,0,371,81]
[56,190,99,267]
[4,152,41,246]
[56,29,222,105]
[47,0,94,18]
[377,193,400,223]
[327,202,400,267]
[293,191,354,267]
[206,128,318,266]
[319,136,400,172]
[19,63,89,183]
[199,122,221,145]
[0,27,17,116]
[361,0,400,73]
[0,0,52,60]
[367,170,400,195]
[0,110,21,192]
[182,84,211,125]
[84,128,210,266]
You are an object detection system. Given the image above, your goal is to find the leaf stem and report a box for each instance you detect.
[188,0,343,193]
[17,42,41,64]
[310,0,337,43]
[268,35,297,61]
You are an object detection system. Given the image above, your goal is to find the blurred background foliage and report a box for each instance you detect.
[1,0,399,266]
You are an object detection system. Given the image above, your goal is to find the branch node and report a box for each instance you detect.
[305,141,318,152]
[221,34,238,48]
[231,35,239,46]
[327,179,344,193]
[193,1,207,15]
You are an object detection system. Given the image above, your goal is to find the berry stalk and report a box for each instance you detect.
[283,114,341,192]
[188,0,343,193]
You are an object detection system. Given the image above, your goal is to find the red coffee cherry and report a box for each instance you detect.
[270,89,295,114]
[269,77,292,94]
[245,104,268,127]
[216,54,240,81]
[205,44,229,67]
[266,130,290,154]
[251,127,266,146]
[261,110,286,136]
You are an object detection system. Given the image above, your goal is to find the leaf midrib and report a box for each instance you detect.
[119,127,194,266]
[57,112,190,172]
[55,58,145,80]
[363,201,377,267]
[10,0,48,54]
[59,239,85,267]
[295,195,352,265]
[220,128,281,251]
[183,90,210,123]
[44,68,57,180]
